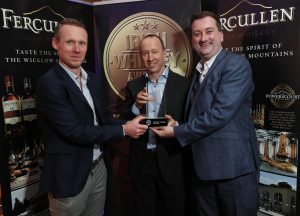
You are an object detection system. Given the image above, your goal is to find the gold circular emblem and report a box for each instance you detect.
[267,84,297,109]
[103,12,192,100]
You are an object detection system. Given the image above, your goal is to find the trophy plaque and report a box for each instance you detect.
[144,83,168,127]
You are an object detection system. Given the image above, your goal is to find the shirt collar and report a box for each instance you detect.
[145,66,169,83]
[196,48,222,73]
[59,61,88,81]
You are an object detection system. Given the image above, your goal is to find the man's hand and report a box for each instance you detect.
[165,114,177,127]
[151,115,176,138]
[135,87,148,109]
[123,115,148,139]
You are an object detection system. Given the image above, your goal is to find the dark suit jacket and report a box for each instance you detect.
[121,70,189,185]
[36,64,124,197]
[174,49,260,180]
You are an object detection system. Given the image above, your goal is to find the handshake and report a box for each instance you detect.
[122,115,176,139]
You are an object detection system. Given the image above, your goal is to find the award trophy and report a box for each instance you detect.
[144,83,168,127]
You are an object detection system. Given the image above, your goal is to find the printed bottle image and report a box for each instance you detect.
[1,75,23,138]
[21,77,37,137]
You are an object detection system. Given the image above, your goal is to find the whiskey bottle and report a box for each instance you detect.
[1,75,23,138]
[21,77,37,137]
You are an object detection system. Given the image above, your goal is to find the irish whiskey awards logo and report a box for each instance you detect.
[266,84,300,109]
[103,12,192,100]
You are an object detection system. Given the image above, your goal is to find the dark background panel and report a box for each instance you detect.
[0,0,94,215]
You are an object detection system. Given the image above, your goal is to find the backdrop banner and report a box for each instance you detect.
[214,0,299,215]
[0,0,94,215]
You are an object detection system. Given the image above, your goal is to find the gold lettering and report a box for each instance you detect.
[169,52,181,68]
[114,54,127,69]
[127,71,145,81]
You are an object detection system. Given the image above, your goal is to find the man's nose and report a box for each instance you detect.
[200,32,208,41]
[73,43,80,52]
[147,53,154,60]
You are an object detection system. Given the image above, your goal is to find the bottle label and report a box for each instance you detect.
[23,113,37,121]
[4,116,22,124]
[22,98,35,109]
[3,100,21,112]
[2,100,22,124]
[22,98,37,121]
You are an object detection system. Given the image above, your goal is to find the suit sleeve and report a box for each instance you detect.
[174,55,254,146]
[36,75,123,146]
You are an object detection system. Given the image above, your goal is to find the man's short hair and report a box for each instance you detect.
[190,11,222,31]
[54,18,86,40]
[139,34,166,50]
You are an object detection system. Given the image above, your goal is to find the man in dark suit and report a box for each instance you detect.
[152,11,260,216]
[121,34,189,216]
[36,18,147,216]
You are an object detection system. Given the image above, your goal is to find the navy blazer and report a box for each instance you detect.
[174,49,260,180]
[121,70,189,185]
[36,64,124,197]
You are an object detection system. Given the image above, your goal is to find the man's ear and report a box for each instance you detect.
[52,37,58,50]
[220,31,224,43]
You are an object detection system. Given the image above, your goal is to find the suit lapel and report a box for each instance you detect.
[187,49,227,113]
[86,74,105,125]
[198,49,226,93]
[54,64,90,107]
[86,75,98,105]
[137,76,148,93]
[158,86,167,117]
[185,71,198,107]
[161,71,176,115]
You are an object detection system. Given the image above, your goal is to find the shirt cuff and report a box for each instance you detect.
[132,104,141,115]
[122,124,126,137]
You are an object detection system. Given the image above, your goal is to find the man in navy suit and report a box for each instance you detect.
[36,18,147,216]
[152,11,260,216]
[121,34,189,216]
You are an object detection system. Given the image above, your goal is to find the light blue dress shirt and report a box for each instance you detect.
[132,67,169,150]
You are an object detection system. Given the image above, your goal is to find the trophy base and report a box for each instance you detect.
[143,117,168,127]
